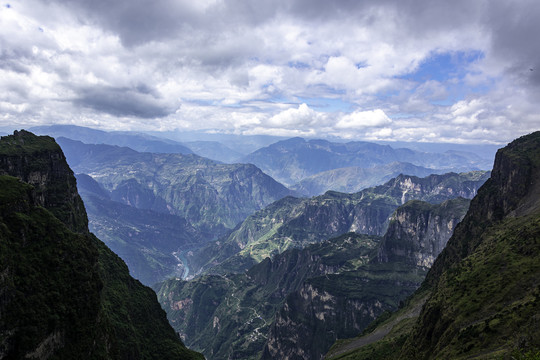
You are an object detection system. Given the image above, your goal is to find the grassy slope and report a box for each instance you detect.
[326,131,540,360]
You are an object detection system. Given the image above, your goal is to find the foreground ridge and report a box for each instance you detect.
[0,130,203,359]
[326,131,540,360]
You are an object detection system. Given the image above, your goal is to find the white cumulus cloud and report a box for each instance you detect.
[336,109,392,129]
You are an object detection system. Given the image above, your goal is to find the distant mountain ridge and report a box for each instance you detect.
[30,125,249,163]
[30,124,194,154]
[242,137,493,187]
[57,137,293,236]
[183,140,243,163]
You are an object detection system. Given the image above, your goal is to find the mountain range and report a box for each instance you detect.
[190,171,489,276]
[53,137,294,286]
[31,125,495,196]
[56,137,292,235]
[241,137,493,187]
[290,162,447,196]
[30,125,194,155]
[2,127,538,360]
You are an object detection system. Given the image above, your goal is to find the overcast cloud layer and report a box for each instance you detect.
[1,0,539,143]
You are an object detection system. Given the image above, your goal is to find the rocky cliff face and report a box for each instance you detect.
[400,131,540,359]
[423,133,540,287]
[0,131,203,360]
[158,190,472,360]
[261,196,469,360]
[0,130,88,233]
[156,233,380,360]
[377,198,470,268]
[196,171,488,275]
[263,283,385,360]
[261,263,425,360]
[381,171,489,205]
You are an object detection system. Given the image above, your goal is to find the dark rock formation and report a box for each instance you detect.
[0,131,203,360]
[377,198,470,268]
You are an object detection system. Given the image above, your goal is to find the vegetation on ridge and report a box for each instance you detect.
[192,171,488,276]
[326,131,540,360]
[0,131,203,359]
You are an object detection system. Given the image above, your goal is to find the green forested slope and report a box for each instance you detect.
[326,131,540,360]
[0,131,202,360]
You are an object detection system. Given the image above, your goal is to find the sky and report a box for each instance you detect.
[0,0,539,144]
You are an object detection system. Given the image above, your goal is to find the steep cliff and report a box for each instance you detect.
[156,233,380,360]
[326,131,540,360]
[262,263,425,360]
[262,197,468,360]
[194,171,488,275]
[0,130,88,233]
[0,131,202,360]
[377,197,470,268]
[401,131,540,359]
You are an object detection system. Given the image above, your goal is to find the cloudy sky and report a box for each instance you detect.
[1,0,539,143]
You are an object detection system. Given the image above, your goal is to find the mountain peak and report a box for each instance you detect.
[0,130,89,233]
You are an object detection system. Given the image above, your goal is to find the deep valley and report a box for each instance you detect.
[1,128,538,360]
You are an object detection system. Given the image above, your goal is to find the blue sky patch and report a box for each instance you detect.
[403,50,484,83]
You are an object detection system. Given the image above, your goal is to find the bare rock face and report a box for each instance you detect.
[377,197,470,268]
[198,171,488,275]
[259,197,470,360]
[261,264,425,360]
[0,130,88,233]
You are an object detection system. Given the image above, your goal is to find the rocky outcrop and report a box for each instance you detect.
[262,264,425,360]
[377,197,470,268]
[197,171,488,275]
[0,130,88,233]
[382,171,489,205]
